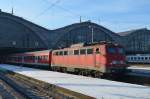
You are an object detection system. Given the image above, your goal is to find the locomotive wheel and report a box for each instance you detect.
[94,71,102,78]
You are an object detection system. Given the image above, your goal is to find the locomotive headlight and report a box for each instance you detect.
[112,61,117,64]
[120,61,124,64]
[111,60,124,64]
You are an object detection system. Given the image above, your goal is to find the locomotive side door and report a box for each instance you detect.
[95,48,101,67]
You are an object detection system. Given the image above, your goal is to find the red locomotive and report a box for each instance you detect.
[6,42,126,76]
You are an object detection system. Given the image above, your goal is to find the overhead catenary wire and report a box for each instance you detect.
[34,0,90,22]
[33,0,61,20]
[34,0,102,26]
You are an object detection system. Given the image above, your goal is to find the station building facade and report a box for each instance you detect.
[0,10,150,54]
[118,28,150,54]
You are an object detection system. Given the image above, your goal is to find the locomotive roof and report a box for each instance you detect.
[70,41,118,48]
[53,42,121,51]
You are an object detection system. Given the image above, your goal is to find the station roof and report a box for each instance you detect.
[118,28,148,36]
[0,10,122,51]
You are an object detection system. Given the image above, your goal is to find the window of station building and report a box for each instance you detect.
[35,41,39,46]
[64,51,68,55]
[74,50,79,55]
[87,48,93,54]
[80,49,86,55]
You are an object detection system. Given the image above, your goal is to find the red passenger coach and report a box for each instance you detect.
[51,42,126,75]
[7,50,52,69]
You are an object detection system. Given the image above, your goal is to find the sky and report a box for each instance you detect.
[0,0,150,32]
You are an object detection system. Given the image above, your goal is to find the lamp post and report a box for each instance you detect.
[89,26,94,43]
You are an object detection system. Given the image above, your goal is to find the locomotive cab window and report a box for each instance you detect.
[108,47,116,54]
[118,48,125,54]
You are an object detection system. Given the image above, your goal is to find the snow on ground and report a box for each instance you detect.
[0,64,150,99]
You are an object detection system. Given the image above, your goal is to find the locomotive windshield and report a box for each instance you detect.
[108,47,125,54]
[118,48,125,54]
[108,47,116,54]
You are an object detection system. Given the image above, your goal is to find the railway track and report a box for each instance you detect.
[0,69,89,99]
[0,74,25,99]
[0,71,54,99]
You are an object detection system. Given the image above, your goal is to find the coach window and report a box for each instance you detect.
[138,57,140,60]
[33,56,34,60]
[35,56,38,60]
[38,56,40,60]
[46,56,48,60]
[87,48,93,54]
[74,50,79,55]
[96,48,100,54]
[134,57,137,60]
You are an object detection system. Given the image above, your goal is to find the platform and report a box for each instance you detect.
[0,64,150,99]
[127,66,150,77]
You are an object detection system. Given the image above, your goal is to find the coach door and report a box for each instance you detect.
[35,56,38,63]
